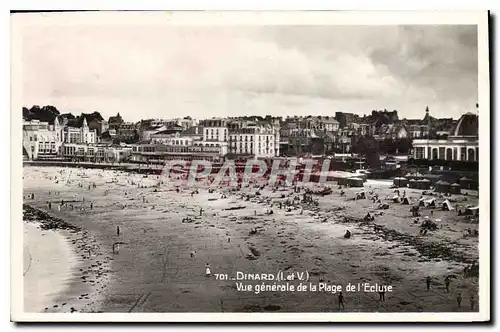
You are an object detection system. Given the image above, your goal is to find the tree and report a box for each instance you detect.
[23,105,60,124]
[352,136,381,168]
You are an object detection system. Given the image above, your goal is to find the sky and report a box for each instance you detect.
[16,14,478,123]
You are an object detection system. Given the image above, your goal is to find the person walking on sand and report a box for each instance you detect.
[90,202,93,210]
[205,263,212,277]
[379,291,386,302]
[469,295,476,311]
[48,202,52,210]
[338,291,345,310]
[200,207,203,217]
[445,276,451,292]
[456,293,462,308]
[117,226,120,237]
[426,276,432,291]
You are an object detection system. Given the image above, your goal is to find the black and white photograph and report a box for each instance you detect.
[10,11,490,322]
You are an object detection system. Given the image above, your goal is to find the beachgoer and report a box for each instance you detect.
[470,295,476,311]
[190,251,196,259]
[205,263,212,277]
[113,242,120,254]
[445,277,451,292]
[90,202,93,210]
[48,202,52,210]
[456,293,462,308]
[426,276,432,290]
[338,292,345,310]
[379,291,386,302]
[200,208,203,217]
[117,226,120,236]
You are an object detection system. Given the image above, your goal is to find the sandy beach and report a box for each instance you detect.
[22,165,479,313]
[23,203,112,313]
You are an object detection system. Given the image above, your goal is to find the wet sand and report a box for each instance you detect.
[22,165,479,313]
[23,223,79,312]
[23,206,112,313]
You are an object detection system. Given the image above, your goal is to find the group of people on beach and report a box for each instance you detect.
[26,165,479,313]
[425,275,476,310]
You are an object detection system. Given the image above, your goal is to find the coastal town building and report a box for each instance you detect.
[228,122,280,158]
[129,144,223,163]
[23,119,61,160]
[412,113,479,161]
[60,143,132,163]
[150,117,198,130]
[61,118,98,144]
[108,112,124,129]
[87,117,109,137]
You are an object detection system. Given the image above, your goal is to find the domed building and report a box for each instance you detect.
[452,112,479,137]
[412,111,479,162]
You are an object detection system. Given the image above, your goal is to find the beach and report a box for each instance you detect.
[22,165,480,313]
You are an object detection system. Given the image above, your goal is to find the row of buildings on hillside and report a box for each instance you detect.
[23,106,479,164]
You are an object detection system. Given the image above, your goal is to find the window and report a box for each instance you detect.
[438,147,445,160]
[415,147,424,159]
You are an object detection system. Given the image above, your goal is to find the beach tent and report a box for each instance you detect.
[393,177,409,188]
[401,196,413,205]
[348,177,364,188]
[392,195,401,203]
[464,206,480,216]
[337,177,349,186]
[459,177,478,190]
[424,197,436,207]
[442,199,454,211]
[416,179,431,190]
[356,191,366,199]
[408,179,417,189]
[449,183,461,195]
[418,197,426,206]
[435,180,451,193]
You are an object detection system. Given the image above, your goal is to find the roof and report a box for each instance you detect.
[321,118,339,124]
[452,113,478,136]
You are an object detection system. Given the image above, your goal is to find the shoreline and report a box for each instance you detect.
[23,205,112,313]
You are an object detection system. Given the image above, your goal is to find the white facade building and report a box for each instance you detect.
[23,119,61,160]
[150,118,198,130]
[60,143,132,162]
[412,113,479,162]
[229,123,280,158]
[61,118,97,144]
